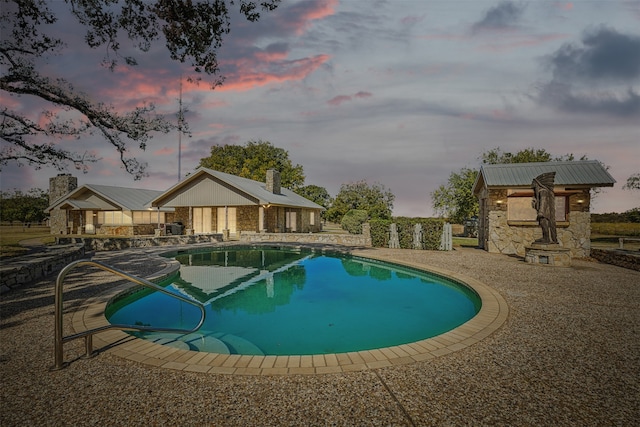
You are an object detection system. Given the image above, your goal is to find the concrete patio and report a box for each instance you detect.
[1,244,638,426]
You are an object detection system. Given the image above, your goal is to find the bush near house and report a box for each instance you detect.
[340,209,369,234]
[370,217,445,250]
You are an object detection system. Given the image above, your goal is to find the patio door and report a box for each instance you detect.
[193,207,212,234]
[286,210,297,232]
[216,207,237,235]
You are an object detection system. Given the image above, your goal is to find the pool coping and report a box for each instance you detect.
[72,249,509,375]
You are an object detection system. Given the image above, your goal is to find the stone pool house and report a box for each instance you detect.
[472,160,615,258]
[46,168,324,238]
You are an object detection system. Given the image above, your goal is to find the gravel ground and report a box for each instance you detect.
[1,245,638,426]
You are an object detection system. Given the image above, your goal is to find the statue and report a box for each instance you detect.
[389,223,400,248]
[531,172,558,244]
[413,223,423,250]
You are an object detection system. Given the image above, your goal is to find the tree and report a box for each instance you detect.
[0,188,49,223]
[480,147,580,164]
[431,147,590,223]
[325,180,394,223]
[199,140,305,190]
[431,168,478,224]
[623,173,640,191]
[295,185,333,214]
[1,0,280,179]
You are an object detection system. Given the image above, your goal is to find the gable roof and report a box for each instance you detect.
[151,167,324,210]
[473,160,616,195]
[46,184,171,212]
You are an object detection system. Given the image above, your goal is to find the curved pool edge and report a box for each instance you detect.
[72,247,509,376]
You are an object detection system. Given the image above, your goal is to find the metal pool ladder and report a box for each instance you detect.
[52,259,206,370]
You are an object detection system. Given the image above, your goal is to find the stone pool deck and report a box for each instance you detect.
[1,244,638,426]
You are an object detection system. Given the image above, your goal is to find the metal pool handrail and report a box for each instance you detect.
[52,259,206,371]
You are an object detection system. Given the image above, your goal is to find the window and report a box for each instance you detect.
[286,211,297,231]
[97,211,133,225]
[507,196,567,222]
[133,211,165,224]
[310,211,315,226]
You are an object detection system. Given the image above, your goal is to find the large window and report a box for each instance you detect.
[97,210,160,225]
[507,195,567,222]
[133,211,165,224]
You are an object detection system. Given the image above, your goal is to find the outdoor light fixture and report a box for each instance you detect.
[496,200,504,204]
[577,199,584,204]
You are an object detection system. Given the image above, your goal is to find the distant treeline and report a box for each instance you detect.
[592,208,639,223]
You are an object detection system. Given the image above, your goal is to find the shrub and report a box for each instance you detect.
[369,217,446,249]
[341,209,369,234]
[369,219,392,247]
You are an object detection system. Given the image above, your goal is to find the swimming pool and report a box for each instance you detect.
[106,247,481,356]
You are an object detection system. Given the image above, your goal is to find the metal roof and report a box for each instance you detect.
[473,160,616,194]
[152,167,324,210]
[47,184,171,212]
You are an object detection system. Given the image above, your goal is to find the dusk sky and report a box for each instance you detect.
[2,0,639,216]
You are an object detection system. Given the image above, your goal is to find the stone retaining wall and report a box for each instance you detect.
[591,249,640,271]
[239,232,371,247]
[56,234,224,251]
[0,245,86,294]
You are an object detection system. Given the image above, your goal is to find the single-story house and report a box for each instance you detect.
[46,168,324,237]
[472,160,616,258]
[149,167,324,237]
[46,182,174,236]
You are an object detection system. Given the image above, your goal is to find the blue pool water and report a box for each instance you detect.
[106,248,480,356]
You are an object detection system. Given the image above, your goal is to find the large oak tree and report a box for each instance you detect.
[1,0,280,179]
[198,140,305,190]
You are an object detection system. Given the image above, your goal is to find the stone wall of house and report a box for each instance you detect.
[238,206,259,232]
[264,206,285,232]
[174,207,190,228]
[487,210,591,258]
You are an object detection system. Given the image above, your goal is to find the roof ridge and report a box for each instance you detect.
[482,160,599,168]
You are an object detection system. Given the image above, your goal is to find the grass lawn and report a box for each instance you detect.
[0,225,55,258]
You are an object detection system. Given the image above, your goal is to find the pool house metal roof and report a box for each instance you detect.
[473,160,616,194]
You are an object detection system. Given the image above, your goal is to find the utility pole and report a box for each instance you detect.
[178,75,184,182]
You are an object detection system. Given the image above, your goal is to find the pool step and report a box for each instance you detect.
[144,332,230,354]
[141,331,264,355]
[213,333,265,356]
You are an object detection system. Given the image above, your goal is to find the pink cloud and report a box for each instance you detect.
[354,91,373,99]
[219,54,330,92]
[554,2,574,11]
[478,33,569,53]
[401,15,426,26]
[328,95,352,106]
[328,91,374,106]
[153,147,175,156]
[283,0,339,35]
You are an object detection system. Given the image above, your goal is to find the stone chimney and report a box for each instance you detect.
[266,169,281,194]
[49,174,77,234]
[49,174,77,203]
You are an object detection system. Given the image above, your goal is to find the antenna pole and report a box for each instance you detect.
[178,75,183,182]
